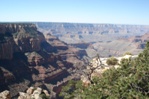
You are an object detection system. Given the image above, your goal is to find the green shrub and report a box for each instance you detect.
[60,42,149,99]
[106,57,118,65]
[120,58,129,64]
[124,52,132,56]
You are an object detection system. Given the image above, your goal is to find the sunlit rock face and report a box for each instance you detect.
[0,23,45,60]
[0,90,11,99]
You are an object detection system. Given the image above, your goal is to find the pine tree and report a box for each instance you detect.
[60,42,149,99]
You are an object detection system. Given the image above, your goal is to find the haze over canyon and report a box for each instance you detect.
[36,22,149,57]
[0,22,149,98]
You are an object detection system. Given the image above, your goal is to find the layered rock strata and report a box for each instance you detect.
[0,23,81,98]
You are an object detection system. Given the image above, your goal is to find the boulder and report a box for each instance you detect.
[43,90,50,97]
[18,92,30,99]
[31,87,42,99]
[26,87,34,95]
[0,90,11,99]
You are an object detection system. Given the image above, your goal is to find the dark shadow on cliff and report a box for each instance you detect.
[41,41,57,53]
[44,70,70,85]
[0,52,37,88]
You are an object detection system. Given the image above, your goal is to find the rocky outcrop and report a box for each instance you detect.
[0,23,46,61]
[0,23,83,98]
[0,87,50,99]
[25,52,45,66]
[0,24,36,35]
[18,87,50,99]
[0,23,45,60]
[14,37,41,52]
[45,33,68,50]
[0,90,11,99]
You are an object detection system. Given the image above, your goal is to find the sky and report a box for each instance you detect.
[0,0,149,25]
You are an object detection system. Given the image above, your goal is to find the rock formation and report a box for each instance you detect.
[36,22,149,45]
[36,22,149,57]
[0,90,11,99]
[18,87,50,99]
[0,23,84,98]
[0,87,50,99]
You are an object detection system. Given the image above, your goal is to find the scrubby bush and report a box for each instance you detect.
[60,42,149,99]
[124,52,132,56]
[106,57,118,65]
[120,58,129,64]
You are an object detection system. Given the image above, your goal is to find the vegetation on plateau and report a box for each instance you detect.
[106,57,118,65]
[60,42,149,99]
[124,52,132,56]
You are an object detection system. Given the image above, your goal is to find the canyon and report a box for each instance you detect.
[1,22,149,99]
[0,23,84,98]
[36,22,149,57]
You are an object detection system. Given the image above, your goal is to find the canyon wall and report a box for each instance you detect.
[36,22,149,57]
[0,23,83,98]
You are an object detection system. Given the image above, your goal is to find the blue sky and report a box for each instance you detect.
[0,0,149,25]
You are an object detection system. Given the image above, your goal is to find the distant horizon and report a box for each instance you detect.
[1,0,149,25]
[0,21,149,26]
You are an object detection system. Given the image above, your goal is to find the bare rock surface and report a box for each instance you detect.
[0,90,11,99]
[17,87,50,99]
[0,23,85,98]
